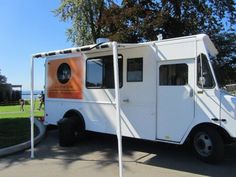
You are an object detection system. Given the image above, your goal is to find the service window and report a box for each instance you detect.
[159,64,188,86]
[86,55,123,88]
[197,54,215,88]
[127,58,143,82]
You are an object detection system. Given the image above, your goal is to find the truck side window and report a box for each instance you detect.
[127,58,143,82]
[86,55,123,89]
[159,64,188,86]
[197,54,215,89]
[86,59,103,88]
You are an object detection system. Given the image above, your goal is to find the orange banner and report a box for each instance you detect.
[47,57,84,99]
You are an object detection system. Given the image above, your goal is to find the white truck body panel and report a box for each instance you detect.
[42,34,236,144]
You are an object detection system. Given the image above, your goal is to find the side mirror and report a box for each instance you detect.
[199,76,206,87]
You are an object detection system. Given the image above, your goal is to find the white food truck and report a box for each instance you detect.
[31,34,236,163]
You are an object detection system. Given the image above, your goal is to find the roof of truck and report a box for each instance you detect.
[32,34,218,58]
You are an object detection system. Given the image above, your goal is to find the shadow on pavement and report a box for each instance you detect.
[1,129,236,176]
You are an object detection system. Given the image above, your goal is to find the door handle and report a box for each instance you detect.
[189,89,194,97]
[197,90,204,94]
[123,99,129,103]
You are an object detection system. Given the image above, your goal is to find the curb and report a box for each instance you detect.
[0,118,46,157]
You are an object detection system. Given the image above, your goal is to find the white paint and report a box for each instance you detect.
[31,34,236,164]
[30,56,34,158]
[113,42,123,177]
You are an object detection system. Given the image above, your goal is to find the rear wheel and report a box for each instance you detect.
[58,118,77,147]
[58,112,85,147]
[192,127,224,163]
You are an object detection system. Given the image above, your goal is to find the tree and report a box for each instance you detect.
[100,0,236,84]
[100,0,160,42]
[154,0,235,38]
[105,0,235,42]
[54,0,114,46]
[55,0,235,84]
[211,32,236,85]
[150,0,236,85]
[0,69,7,84]
[55,0,235,43]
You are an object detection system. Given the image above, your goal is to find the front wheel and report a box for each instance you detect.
[192,127,224,163]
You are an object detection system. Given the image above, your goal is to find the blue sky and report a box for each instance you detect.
[0,0,72,90]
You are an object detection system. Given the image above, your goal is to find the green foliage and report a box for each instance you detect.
[212,32,236,86]
[0,69,7,84]
[104,0,235,41]
[55,0,236,85]
[54,0,114,46]
[0,102,42,148]
[55,0,235,43]
[0,118,39,148]
[100,0,160,42]
[0,100,44,119]
[156,0,235,38]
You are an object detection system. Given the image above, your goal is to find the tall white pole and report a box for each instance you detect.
[30,57,35,158]
[113,42,123,177]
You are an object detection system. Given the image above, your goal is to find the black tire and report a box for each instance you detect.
[192,127,224,163]
[70,115,85,138]
[58,118,77,147]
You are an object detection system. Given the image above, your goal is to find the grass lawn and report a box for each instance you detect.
[0,100,44,118]
[0,118,39,148]
[0,100,43,148]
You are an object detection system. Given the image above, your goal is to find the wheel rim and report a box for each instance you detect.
[194,132,213,157]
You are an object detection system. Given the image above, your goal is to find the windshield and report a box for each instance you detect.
[210,56,236,95]
[210,55,236,90]
[209,55,222,87]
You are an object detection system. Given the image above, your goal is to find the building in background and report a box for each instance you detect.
[0,84,22,105]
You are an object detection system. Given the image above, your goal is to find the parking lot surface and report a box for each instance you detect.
[1,129,236,177]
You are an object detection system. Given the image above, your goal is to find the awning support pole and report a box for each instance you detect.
[113,42,123,177]
[30,56,35,158]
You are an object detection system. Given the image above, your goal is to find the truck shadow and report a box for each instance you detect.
[125,138,236,177]
[43,130,236,176]
[1,129,236,177]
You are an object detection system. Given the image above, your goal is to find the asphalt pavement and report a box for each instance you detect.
[0,129,236,177]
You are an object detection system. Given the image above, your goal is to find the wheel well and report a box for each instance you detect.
[63,109,85,131]
[186,123,232,144]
